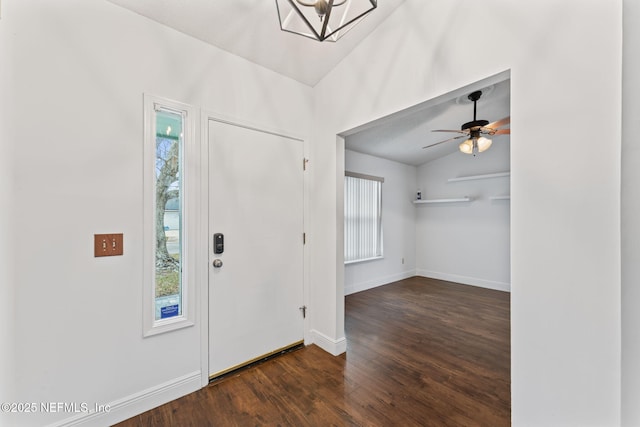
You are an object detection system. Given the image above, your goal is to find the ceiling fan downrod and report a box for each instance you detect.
[462,90,489,131]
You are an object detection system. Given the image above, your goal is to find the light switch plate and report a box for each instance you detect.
[94,233,124,257]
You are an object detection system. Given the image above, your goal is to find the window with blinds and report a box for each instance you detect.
[344,172,384,263]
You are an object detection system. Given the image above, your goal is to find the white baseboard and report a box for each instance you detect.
[48,371,201,427]
[345,269,416,295]
[309,329,347,356]
[416,269,511,292]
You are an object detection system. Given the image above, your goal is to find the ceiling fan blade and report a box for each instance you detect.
[423,134,467,149]
[485,116,510,130]
[480,127,510,136]
[432,129,469,135]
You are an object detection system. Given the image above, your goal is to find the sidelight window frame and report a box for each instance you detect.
[143,94,197,337]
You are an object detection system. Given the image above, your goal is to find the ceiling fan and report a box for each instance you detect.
[423,90,510,155]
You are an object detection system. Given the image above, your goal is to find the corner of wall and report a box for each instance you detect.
[309,329,347,356]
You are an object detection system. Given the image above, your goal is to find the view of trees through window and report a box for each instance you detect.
[154,109,183,320]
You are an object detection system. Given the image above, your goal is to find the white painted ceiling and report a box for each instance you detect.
[106,0,509,166]
[344,77,511,166]
[106,0,406,87]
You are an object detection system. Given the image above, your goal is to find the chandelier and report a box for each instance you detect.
[276,0,377,42]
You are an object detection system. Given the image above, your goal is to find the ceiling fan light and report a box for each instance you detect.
[477,136,492,152]
[459,139,473,154]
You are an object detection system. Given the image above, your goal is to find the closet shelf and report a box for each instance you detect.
[448,171,510,182]
[413,197,472,204]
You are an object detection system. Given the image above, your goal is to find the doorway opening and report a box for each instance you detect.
[340,71,511,295]
[338,71,511,410]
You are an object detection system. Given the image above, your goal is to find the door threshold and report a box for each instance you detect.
[209,340,304,383]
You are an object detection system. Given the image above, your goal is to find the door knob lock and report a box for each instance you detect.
[212,259,223,268]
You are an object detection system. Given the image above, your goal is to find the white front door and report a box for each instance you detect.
[208,119,304,378]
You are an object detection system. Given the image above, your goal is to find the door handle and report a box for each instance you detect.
[212,259,223,268]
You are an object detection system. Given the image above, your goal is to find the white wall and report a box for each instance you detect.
[311,0,621,425]
[0,1,312,426]
[344,150,416,295]
[0,8,16,422]
[622,0,640,424]
[0,0,628,425]
[416,141,510,291]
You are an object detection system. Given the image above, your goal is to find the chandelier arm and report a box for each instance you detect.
[278,0,375,42]
[295,0,317,7]
[293,0,348,10]
[320,0,333,37]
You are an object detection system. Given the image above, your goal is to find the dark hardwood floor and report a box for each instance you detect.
[115,277,510,426]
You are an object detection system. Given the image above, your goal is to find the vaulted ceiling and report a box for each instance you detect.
[107,0,509,165]
[106,0,406,87]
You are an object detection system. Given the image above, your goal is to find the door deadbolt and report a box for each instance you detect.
[213,233,224,254]
[212,259,223,268]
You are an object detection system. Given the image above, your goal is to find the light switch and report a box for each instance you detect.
[94,233,123,257]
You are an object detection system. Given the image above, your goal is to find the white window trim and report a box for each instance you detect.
[143,94,198,337]
[344,255,384,265]
[344,171,384,264]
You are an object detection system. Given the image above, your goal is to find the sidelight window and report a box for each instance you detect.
[143,94,196,336]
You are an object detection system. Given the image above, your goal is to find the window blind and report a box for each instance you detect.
[344,172,383,263]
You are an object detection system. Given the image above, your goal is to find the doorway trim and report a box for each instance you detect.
[198,110,310,387]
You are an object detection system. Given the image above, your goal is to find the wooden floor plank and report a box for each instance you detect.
[114,277,510,426]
